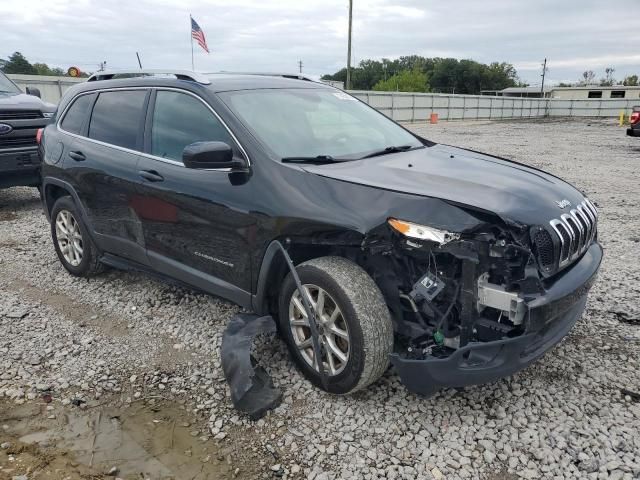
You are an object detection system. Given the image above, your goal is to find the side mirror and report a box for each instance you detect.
[26,87,41,98]
[182,141,246,170]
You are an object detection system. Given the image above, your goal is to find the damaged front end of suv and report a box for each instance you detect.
[358,198,602,396]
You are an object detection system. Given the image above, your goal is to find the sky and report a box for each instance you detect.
[1,0,639,86]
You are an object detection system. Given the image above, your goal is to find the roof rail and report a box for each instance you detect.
[209,72,315,82]
[87,69,211,85]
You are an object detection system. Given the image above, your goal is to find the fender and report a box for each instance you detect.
[41,177,102,249]
[252,239,289,315]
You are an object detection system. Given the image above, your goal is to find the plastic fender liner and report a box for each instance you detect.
[221,313,282,420]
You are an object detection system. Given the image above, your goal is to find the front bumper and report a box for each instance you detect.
[0,148,41,188]
[627,127,640,137]
[391,241,603,396]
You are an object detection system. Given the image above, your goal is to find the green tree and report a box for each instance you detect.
[599,67,616,86]
[323,55,519,93]
[0,52,79,77]
[581,70,596,85]
[2,52,37,74]
[32,63,65,76]
[373,69,429,92]
[623,75,638,86]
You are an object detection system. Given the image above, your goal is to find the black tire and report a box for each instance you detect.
[50,196,103,277]
[278,256,393,394]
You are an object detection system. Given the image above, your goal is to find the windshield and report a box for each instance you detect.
[220,88,423,159]
[0,71,21,94]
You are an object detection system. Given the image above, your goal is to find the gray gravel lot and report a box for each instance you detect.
[0,118,639,479]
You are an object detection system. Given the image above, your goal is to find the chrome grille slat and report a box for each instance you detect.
[547,200,598,268]
[576,204,593,244]
[569,209,585,255]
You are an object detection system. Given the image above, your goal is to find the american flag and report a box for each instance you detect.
[191,16,209,53]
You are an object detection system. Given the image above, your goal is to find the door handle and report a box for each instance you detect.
[139,170,164,182]
[68,151,86,161]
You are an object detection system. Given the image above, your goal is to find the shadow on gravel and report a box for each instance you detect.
[0,398,243,479]
[0,187,41,214]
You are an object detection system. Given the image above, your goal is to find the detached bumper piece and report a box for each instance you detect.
[391,242,602,396]
[221,313,282,420]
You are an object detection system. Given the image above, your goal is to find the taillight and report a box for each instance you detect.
[631,112,640,125]
[36,128,43,144]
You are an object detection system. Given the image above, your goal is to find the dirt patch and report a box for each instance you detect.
[0,211,18,222]
[7,278,130,337]
[0,398,252,479]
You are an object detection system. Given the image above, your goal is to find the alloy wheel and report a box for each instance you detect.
[288,284,350,376]
[55,210,84,267]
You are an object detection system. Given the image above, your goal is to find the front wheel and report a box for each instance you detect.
[278,256,393,394]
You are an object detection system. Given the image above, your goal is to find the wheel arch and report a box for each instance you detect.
[43,178,86,222]
[251,234,365,316]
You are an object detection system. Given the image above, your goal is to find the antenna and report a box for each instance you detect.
[136,52,143,69]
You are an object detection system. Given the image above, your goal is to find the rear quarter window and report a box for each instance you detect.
[88,90,148,150]
[60,94,96,135]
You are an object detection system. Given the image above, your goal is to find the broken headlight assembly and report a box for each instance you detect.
[388,218,461,245]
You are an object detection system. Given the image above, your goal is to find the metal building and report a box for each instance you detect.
[549,86,640,100]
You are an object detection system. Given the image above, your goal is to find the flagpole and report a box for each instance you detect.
[190,14,194,70]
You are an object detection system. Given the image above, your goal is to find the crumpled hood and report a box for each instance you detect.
[0,91,56,111]
[301,144,588,228]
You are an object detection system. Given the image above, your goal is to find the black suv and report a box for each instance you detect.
[0,70,56,188]
[40,70,602,395]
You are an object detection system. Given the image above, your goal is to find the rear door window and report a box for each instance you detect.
[89,90,148,150]
[61,93,96,135]
[150,90,233,162]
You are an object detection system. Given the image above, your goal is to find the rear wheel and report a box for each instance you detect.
[51,196,103,277]
[278,256,393,394]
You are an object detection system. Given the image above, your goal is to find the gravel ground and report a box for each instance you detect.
[0,118,639,480]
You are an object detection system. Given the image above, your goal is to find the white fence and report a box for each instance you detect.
[350,91,638,122]
[5,74,637,119]
[7,74,84,104]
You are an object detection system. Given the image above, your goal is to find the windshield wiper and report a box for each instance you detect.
[281,155,349,164]
[361,145,420,159]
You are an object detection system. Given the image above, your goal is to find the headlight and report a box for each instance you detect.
[388,218,460,244]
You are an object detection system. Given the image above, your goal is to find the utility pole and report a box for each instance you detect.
[298,60,303,74]
[346,0,353,90]
[540,58,548,96]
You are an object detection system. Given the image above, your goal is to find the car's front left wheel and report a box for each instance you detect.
[278,256,393,394]
[50,196,103,277]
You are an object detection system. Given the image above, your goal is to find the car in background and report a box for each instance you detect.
[627,106,639,137]
[0,70,56,189]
